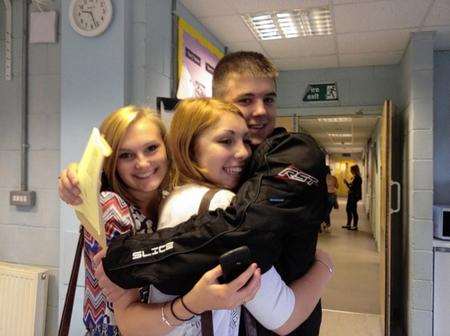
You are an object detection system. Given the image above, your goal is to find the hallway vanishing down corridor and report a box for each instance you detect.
[318,198,383,336]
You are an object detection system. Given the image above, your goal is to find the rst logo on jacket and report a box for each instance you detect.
[275,165,319,186]
[132,241,174,260]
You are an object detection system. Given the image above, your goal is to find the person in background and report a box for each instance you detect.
[323,165,339,233]
[59,105,260,336]
[342,164,362,231]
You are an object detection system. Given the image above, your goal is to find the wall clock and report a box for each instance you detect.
[69,0,113,37]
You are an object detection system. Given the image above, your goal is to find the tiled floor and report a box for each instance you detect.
[318,199,383,336]
[321,309,383,336]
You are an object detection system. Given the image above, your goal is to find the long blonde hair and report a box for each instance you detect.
[100,105,171,204]
[169,98,244,189]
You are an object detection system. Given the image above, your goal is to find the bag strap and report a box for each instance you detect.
[198,188,220,216]
[201,310,214,336]
[58,226,84,336]
[198,188,219,336]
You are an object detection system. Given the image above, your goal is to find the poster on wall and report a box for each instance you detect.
[177,18,224,99]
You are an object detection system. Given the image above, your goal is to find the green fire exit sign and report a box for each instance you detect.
[303,83,338,102]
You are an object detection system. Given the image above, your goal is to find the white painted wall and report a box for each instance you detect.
[400,32,434,336]
[0,1,61,334]
[434,51,450,206]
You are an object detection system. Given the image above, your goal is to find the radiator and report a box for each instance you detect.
[0,262,49,336]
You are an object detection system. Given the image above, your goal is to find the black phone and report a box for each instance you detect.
[219,246,252,283]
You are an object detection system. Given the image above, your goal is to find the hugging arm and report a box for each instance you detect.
[102,131,328,296]
[94,250,262,336]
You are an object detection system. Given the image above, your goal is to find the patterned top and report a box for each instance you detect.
[83,191,154,336]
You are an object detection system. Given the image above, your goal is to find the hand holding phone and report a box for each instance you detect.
[219,246,252,283]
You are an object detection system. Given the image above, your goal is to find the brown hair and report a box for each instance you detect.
[169,98,244,189]
[212,51,278,99]
[350,164,361,176]
[100,105,171,204]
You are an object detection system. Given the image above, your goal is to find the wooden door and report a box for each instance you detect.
[275,116,296,132]
[379,100,390,334]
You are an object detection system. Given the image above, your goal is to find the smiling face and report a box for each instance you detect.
[116,118,168,201]
[194,112,251,189]
[221,75,277,146]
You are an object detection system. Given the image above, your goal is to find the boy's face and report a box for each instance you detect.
[221,75,277,146]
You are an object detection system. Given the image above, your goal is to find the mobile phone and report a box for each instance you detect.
[219,246,252,283]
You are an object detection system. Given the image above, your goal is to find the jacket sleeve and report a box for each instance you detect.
[102,132,327,295]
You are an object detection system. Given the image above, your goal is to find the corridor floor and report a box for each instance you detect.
[318,198,383,336]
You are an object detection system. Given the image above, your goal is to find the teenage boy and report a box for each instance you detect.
[59,51,328,335]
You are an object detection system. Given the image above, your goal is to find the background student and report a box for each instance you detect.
[323,165,339,232]
[343,164,362,231]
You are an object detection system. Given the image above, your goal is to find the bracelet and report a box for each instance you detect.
[170,298,194,322]
[180,295,200,315]
[316,258,333,274]
[161,302,176,327]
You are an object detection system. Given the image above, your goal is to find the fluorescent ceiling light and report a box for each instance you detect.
[318,117,352,123]
[328,133,352,137]
[243,7,333,40]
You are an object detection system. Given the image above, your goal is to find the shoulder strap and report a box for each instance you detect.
[199,188,220,336]
[201,310,214,336]
[58,226,84,336]
[198,188,220,216]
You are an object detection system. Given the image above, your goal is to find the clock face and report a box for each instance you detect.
[69,0,113,37]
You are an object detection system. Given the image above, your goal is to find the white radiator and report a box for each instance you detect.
[0,262,48,336]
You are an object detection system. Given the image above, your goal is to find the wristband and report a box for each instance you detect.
[316,258,333,274]
[171,298,194,322]
[180,295,200,315]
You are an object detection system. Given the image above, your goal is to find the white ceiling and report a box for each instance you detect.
[180,0,450,70]
[298,115,380,154]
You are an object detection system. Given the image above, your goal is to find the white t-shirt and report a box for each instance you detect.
[151,184,295,336]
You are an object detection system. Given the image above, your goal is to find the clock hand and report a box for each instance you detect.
[81,10,96,25]
[89,12,97,26]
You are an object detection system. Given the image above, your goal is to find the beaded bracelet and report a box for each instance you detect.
[161,302,176,327]
[180,295,200,315]
[170,297,194,322]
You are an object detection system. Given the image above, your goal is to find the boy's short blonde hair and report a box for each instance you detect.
[169,98,244,188]
[212,51,278,99]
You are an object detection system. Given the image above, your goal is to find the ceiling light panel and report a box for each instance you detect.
[328,133,352,137]
[317,117,352,123]
[243,7,333,41]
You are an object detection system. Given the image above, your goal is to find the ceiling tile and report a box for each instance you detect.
[337,30,411,54]
[334,0,432,33]
[423,0,450,27]
[332,0,392,4]
[228,0,330,14]
[272,55,338,70]
[339,51,403,67]
[263,35,337,58]
[198,15,255,44]
[227,41,267,54]
[180,0,236,18]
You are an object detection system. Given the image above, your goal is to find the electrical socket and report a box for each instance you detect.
[10,191,36,207]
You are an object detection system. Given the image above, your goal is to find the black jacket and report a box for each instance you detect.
[103,128,327,334]
[345,175,362,201]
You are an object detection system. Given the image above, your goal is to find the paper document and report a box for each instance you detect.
[74,128,112,249]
